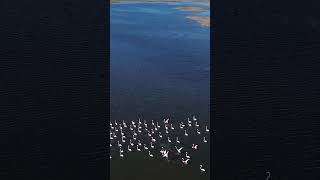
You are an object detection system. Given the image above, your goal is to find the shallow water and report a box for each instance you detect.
[110,2,210,180]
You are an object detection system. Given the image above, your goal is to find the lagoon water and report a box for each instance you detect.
[110,2,210,180]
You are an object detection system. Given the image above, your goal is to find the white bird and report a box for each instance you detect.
[150,142,154,149]
[167,137,171,143]
[184,130,188,136]
[164,118,169,124]
[148,151,154,158]
[192,115,197,121]
[151,137,156,142]
[159,132,163,138]
[130,139,134,146]
[192,144,198,150]
[176,137,180,143]
[160,147,165,154]
[138,140,142,146]
[203,137,207,143]
[182,158,190,165]
[197,129,201,135]
[205,126,209,132]
[195,122,199,127]
[128,145,132,152]
[163,150,169,160]
[175,146,183,154]
[200,165,205,172]
[170,124,174,130]
[118,141,122,147]
[144,144,149,150]
[185,152,190,159]
[119,152,124,158]
[137,145,141,152]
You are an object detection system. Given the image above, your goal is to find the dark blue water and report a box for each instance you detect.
[110,2,210,180]
[111,3,209,121]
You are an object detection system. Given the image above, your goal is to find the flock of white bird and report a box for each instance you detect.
[109,116,209,173]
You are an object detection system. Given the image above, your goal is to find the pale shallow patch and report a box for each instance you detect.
[175,6,207,13]
[186,16,210,27]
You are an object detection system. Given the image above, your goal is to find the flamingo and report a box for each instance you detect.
[185,152,190,159]
[203,137,207,143]
[176,137,180,143]
[144,144,149,150]
[182,158,190,165]
[192,144,198,150]
[159,132,163,138]
[200,165,205,172]
[175,146,183,154]
[195,122,199,127]
[148,151,154,158]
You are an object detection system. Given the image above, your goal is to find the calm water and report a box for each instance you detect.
[110,2,210,180]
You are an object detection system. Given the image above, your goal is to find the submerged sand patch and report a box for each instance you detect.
[111,0,210,27]
[111,0,209,3]
[175,6,207,13]
[186,16,210,27]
